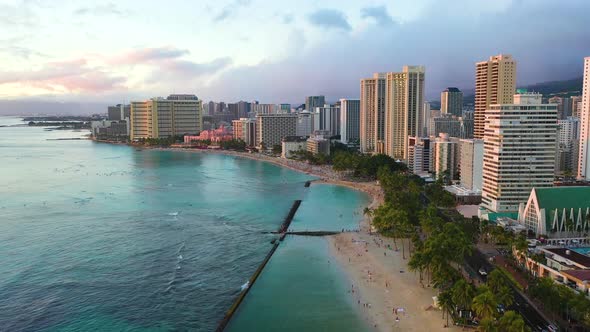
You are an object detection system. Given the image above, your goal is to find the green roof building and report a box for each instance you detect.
[518,186,590,237]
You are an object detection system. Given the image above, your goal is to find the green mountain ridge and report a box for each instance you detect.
[429,77,583,108]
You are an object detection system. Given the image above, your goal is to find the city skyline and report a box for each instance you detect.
[0,0,589,114]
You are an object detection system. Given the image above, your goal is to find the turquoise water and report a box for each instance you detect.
[292,185,370,232]
[226,236,369,332]
[572,247,590,256]
[0,117,369,331]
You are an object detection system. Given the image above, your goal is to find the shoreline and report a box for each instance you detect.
[96,142,451,330]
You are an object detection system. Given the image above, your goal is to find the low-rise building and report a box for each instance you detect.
[518,246,590,297]
[184,125,232,144]
[517,186,590,237]
[91,120,128,139]
[281,136,307,159]
[407,136,432,176]
[307,131,330,155]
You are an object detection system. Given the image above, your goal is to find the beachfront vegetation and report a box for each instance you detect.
[185,138,247,151]
[529,277,590,328]
[137,135,184,147]
[219,139,247,151]
[372,167,530,329]
[332,151,406,179]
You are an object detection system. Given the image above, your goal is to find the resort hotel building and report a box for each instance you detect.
[130,94,203,140]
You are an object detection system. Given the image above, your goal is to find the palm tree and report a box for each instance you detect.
[478,318,497,332]
[497,311,529,332]
[487,270,506,294]
[495,285,514,308]
[472,291,498,320]
[392,209,411,259]
[408,250,425,282]
[452,279,475,311]
[438,290,454,327]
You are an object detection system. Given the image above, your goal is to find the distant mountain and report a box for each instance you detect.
[0,100,108,116]
[460,77,583,105]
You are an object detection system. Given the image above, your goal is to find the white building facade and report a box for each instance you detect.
[577,57,590,180]
[481,93,558,213]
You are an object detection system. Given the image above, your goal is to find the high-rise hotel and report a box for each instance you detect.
[130,94,202,140]
[360,66,425,160]
[384,66,426,160]
[481,92,557,213]
[340,99,360,144]
[474,55,516,139]
[577,57,590,180]
[360,74,386,154]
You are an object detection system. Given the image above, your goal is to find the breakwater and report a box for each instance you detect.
[277,200,302,233]
[214,240,280,332]
[215,199,303,331]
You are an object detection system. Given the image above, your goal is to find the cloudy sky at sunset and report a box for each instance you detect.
[0,0,589,113]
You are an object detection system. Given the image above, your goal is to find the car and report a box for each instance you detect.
[547,324,558,332]
[478,267,488,276]
[496,304,506,314]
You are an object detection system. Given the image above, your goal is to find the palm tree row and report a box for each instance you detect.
[373,168,528,330]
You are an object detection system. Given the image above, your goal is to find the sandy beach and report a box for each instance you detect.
[131,146,456,331]
[327,193,460,332]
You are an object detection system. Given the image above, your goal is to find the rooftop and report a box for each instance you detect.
[545,248,590,269]
[282,136,308,143]
[561,269,590,283]
[533,186,590,212]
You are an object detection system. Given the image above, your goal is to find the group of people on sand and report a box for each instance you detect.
[339,234,409,330]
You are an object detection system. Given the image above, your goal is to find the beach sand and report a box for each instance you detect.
[326,189,461,332]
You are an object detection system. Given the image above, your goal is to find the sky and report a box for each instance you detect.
[0,0,589,114]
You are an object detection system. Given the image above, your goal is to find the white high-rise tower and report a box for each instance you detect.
[577,57,590,180]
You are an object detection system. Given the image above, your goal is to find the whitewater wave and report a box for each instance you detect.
[240,281,250,291]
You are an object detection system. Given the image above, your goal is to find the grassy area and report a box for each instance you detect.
[496,266,524,291]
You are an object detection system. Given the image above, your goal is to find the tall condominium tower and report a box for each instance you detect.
[305,96,325,112]
[384,66,425,160]
[340,99,360,144]
[460,139,484,192]
[556,117,580,176]
[578,57,590,180]
[441,87,463,117]
[313,104,341,137]
[481,93,557,213]
[130,94,202,140]
[360,74,386,153]
[474,54,516,139]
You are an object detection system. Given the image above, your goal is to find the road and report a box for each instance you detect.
[465,249,551,330]
[418,192,553,330]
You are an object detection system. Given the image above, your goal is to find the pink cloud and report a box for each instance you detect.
[107,46,189,65]
[0,58,125,93]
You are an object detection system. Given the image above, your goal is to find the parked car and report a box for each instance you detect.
[478,267,488,276]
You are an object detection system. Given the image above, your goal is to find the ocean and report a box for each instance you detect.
[0,117,370,331]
